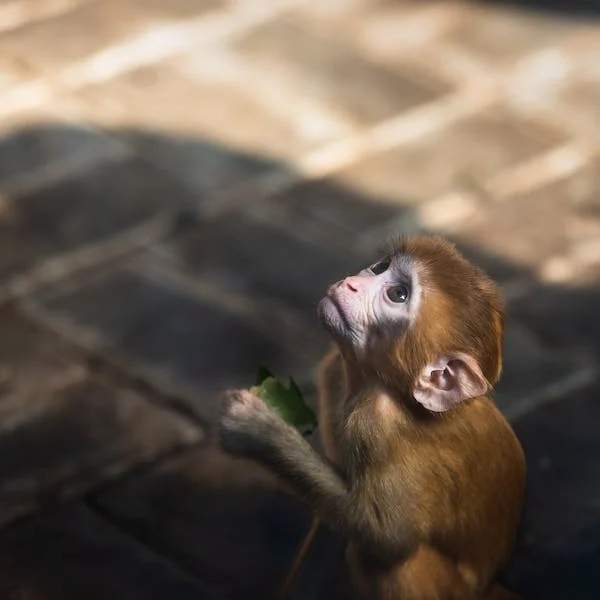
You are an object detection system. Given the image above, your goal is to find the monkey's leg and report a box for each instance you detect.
[278,517,321,599]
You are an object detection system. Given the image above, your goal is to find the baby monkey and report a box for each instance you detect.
[220,236,525,599]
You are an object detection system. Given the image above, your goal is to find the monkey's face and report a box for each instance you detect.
[317,254,420,354]
[319,236,503,412]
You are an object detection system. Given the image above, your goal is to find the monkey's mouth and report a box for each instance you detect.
[319,293,352,334]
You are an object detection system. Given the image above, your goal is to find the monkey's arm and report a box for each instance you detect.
[220,390,347,521]
[219,390,413,556]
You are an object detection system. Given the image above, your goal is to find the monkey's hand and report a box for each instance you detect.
[219,389,290,459]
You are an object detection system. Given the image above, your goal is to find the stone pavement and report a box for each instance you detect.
[0,0,598,598]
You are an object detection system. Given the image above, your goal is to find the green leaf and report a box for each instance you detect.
[250,370,317,435]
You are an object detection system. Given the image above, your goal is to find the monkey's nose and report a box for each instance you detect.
[343,276,362,292]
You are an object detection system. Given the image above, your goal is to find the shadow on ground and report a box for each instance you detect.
[0,123,598,599]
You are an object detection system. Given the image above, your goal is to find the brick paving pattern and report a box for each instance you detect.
[0,1,598,598]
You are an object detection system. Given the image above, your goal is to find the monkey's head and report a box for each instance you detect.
[317,236,504,412]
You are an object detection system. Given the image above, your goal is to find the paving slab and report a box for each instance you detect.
[559,79,600,139]
[0,1,152,77]
[0,307,202,526]
[448,239,530,286]
[509,279,600,356]
[94,443,348,600]
[0,0,226,78]
[155,211,360,316]
[232,16,453,129]
[290,0,429,45]
[125,0,226,20]
[0,156,194,283]
[250,176,414,253]
[454,157,600,276]
[494,315,593,417]
[0,504,212,600]
[505,381,600,599]
[440,3,583,67]
[0,112,122,190]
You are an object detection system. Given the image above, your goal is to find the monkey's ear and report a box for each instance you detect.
[413,353,488,412]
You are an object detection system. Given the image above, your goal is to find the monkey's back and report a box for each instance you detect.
[416,397,526,593]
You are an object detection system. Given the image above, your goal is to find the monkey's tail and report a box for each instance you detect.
[277,517,321,599]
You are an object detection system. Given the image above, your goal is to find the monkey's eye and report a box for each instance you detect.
[369,258,390,275]
[386,285,409,303]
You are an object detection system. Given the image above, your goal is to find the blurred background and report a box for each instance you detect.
[0,0,598,598]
